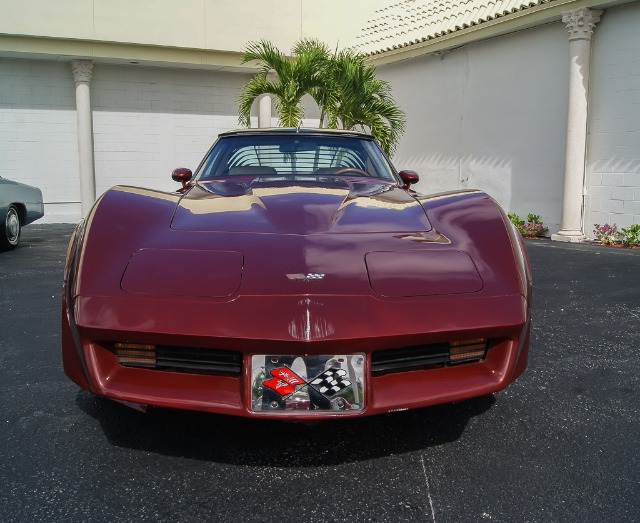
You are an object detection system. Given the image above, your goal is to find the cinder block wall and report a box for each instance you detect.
[379,23,569,234]
[586,1,640,231]
[0,59,80,222]
[0,58,251,223]
[91,65,249,199]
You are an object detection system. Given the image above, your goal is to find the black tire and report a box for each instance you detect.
[0,205,21,250]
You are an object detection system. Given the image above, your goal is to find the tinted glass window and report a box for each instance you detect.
[196,134,396,181]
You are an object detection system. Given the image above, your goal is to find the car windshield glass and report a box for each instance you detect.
[196,134,397,181]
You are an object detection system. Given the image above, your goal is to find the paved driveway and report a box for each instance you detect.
[1,225,638,522]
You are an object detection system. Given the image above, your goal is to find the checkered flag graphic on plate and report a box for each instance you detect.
[309,367,351,396]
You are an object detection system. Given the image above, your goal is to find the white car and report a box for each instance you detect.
[0,176,44,250]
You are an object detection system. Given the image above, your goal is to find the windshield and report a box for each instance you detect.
[195,134,397,182]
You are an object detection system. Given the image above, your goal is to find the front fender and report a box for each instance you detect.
[74,186,182,298]
[417,190,531,300]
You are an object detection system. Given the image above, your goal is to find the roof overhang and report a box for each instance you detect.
[363,0,633,66]
[0,34,255,72]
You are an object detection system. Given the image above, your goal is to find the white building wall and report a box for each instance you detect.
[380,23,569,233]
[586,1,640,232]
[0,59,80,221]
[0,59,251,222]
[0,0,378,55]
[91,65,250,198]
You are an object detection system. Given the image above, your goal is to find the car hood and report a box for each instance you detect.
[171,177,432,234]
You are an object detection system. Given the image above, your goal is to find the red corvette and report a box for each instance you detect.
[62,128,531,419]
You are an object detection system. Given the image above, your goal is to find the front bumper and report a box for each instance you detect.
[62,292,530,419]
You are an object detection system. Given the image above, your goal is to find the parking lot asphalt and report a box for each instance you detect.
[1,224,639,523]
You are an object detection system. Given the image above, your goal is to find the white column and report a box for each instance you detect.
[552,8,603,242]
[71,60,96,217]
[258,94,272,128]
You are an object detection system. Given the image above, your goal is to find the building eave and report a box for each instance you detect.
[363,0,632,65]
[0,34,256,72]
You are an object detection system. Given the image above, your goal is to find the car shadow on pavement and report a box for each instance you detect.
[75,390,495,466]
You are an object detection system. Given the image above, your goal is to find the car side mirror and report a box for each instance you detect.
[172,168,193,189]
[398,170,419,189]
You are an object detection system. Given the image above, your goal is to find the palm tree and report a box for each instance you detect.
[329,50,406,156]
[238,39,406,156]
[290,39,333,127]
[238,40,326,128]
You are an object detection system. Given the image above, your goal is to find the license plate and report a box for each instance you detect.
[250,354,365,413]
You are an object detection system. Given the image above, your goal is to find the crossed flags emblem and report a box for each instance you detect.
[262,366,351,399]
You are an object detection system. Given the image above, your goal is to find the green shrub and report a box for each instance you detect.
[508,212,524,229]
[509,212,547,237]
[593,223,619,245]
[620,224,640,246]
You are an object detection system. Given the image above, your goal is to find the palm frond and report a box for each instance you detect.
[241,40,289,78]
[237,38,405,153]
[274,96,305,128]
[237,77,280,127]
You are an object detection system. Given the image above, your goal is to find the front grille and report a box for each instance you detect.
[156,346,242,374]
[372,339,488,375]
[114,342,242,375]
[372,343,450,374]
